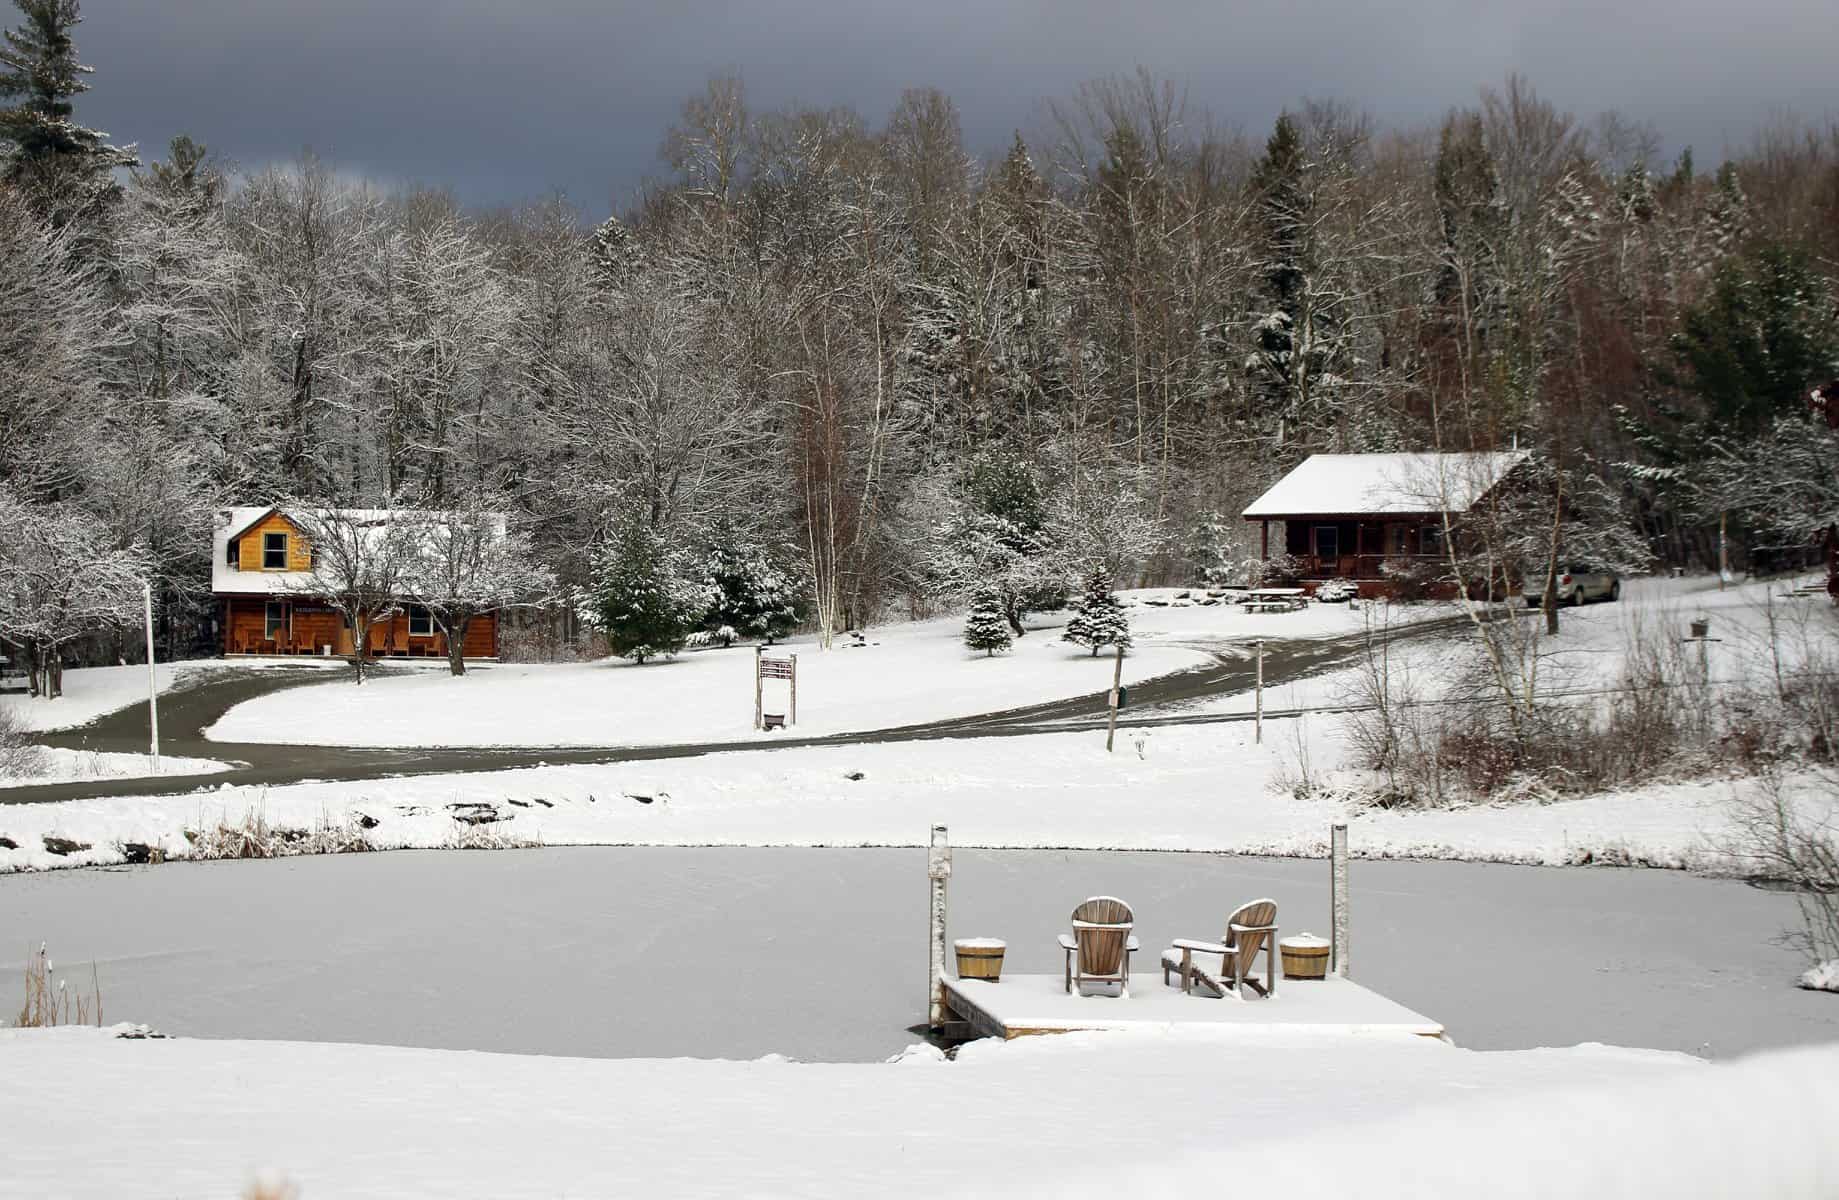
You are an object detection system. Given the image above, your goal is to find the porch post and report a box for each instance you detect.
[1261,519,1269,560]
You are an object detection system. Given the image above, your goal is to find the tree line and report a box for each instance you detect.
[2,0,1837,667]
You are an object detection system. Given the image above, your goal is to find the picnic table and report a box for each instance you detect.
[1241,587,1308,614]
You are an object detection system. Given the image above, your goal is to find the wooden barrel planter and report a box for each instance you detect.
[1280,934,1331,980]
[954,939,1006,981]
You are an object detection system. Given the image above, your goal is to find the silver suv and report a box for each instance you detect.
[1523,567,1620,606]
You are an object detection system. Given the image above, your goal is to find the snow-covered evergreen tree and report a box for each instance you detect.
[0,0,136,231]
[1062,563,1132,657]
[962,585,1012,656]
[586,508,712,664]
[697,520,802,644]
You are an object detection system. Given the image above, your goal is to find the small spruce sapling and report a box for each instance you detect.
[1062,563,1132,657]
[963,586,1013,656]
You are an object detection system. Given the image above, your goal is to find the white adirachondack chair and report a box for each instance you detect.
[1058,896,1138,997]
[1161,898,1279,1000]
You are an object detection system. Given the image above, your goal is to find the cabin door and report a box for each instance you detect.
[334,615,355,657]
[1313,525,1340,572]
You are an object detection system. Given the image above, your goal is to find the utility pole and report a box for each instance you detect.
[1105,641,1125,753]
[142,580,160,773]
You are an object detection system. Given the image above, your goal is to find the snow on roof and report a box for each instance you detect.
[210,506,503,597]
[1241,452,1528,519]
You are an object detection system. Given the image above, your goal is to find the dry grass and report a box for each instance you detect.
[0,705,45,780]
[14,943,101,1028]
[445,817,544,851]
[184,805,376,861]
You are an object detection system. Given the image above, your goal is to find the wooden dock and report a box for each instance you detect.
[941,973,1445,1041]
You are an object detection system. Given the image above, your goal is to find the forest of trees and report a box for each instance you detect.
[2,0,1837,663]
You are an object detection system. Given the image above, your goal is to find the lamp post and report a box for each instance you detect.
[142,580,160,773]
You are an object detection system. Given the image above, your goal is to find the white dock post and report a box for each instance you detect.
[1330,823,1349,978]
[1254,639,1264,745]
[143,579,160,773]
[927,824,952,1030]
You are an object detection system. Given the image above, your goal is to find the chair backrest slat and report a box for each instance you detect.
[1072,896,1133,925]
[1225,898,1277,977]
[1070,896,1134,978]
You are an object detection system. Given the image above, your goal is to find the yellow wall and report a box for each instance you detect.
[232,512,312,572]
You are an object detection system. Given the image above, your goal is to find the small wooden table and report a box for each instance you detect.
[1242,587,1307,613]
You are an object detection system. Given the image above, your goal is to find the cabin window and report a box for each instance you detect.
[226,539,239,568]
[264,602,287,640]
[1385,524,1414,556]
[408,605,433,637]
[1313,525,1340,561]
[1422,523,1445,555]
[263,532,288,570]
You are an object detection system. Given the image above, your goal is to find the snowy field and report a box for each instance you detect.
[201,591,1441,749]
[4,1023,1835,1199]
[0,657,340,733]
[0,746,228,789]
[3,718,1827,874]
[1193,572,1838,719]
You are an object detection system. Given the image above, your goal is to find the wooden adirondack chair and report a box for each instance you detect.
[1162,898,1279,1000]
[1057,896,1139,997]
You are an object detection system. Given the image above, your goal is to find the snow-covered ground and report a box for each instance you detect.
[1195,572,1838,719]
[202,591,1449,749]
[0,746,229,789]
[0,658,341,733]
[3,717,1826,873]
[3,1024,1834,1199]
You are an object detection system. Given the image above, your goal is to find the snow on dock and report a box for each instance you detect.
[942,972,1444,1041]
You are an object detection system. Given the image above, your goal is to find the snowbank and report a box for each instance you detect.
[203,593,1444,750]
[2,1025,1832,1198]
[0,747,229,789]
[4,719,1825,873]
[1803,961,1839,993]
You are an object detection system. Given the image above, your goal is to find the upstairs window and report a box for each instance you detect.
[226,539,240,568]
[263,531,288,570]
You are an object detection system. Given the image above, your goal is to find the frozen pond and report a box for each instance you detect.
[3,847,1834,1061]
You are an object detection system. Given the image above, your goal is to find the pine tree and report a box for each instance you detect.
[0,0,136,230]
[698,520,803,643]
[587,510,711,664]
[962,585,1012,656]
[1062,563,1132,657]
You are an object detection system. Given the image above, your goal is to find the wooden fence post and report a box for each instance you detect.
[927,825,952,1030]
[790,653,798,726]
[1105,642,1124,753]
[1330,823,1349,978]
[753,646,763,731]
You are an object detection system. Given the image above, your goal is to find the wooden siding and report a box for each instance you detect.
[221,598,498,659]
[230,511,312,573]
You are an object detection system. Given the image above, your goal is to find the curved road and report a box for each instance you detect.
[8,615,1467,806]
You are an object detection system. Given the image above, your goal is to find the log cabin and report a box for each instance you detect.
[212,507,499,660]
[1242,451,1527,598]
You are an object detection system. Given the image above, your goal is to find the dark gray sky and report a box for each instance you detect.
[74,0,1838,215]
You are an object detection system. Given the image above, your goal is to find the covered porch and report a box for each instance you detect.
[1251,516,1452,596]
[219,598,494,660]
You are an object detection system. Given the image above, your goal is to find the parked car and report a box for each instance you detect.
[1522,566,1620,606]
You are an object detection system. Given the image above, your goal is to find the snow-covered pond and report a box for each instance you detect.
[3,848,1832,1061]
